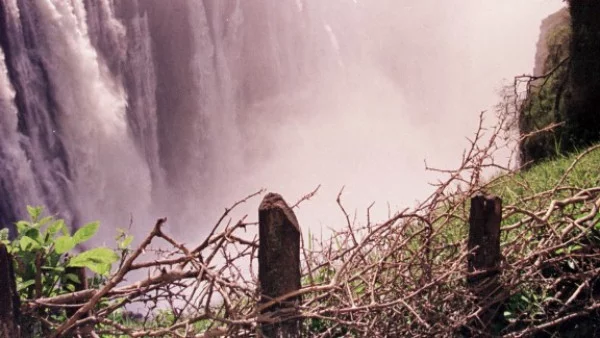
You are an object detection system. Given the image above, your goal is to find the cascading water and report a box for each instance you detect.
[0,0,326,238]
[0,0,564,242]
[0,0,76,227]
[0,0,153,238]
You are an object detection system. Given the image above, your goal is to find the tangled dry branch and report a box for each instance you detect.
[22,109,600,337]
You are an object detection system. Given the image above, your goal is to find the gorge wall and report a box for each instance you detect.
[520,2,600,164]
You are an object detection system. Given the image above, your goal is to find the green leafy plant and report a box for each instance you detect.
[2,206,119,300]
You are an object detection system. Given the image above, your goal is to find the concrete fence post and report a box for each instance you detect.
[258,193,302,337]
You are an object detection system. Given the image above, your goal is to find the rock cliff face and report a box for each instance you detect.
[519,7,571,165]
[521,2,600,164]
[532,8,570,77]
[563,1,600,149]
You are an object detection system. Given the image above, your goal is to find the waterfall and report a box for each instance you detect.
[0,41,40,226]
[0,0,77,229]
[0,0,321,237]
[0,0,565,240]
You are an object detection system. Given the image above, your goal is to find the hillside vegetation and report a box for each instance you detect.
[519,2,600,165]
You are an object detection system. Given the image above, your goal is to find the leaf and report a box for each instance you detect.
[64,273,81,284]
[41,266,65,272]
[54,236,75,254]
[68,248,119,276]
[20,236,40,251]
[27,206,43,222]
[61,222,69,236]
[17,279,36,292]
[73,221,99,244]
[119,235,134,249]
[15,221,30,234]
[70,248,119,264]
[23,228,42,244]
[46,220,64,237]
[0,228,9,241]
[90,262,112,276]
[37,215,54,227]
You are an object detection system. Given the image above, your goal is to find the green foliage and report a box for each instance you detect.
[2,206,121,301]
[484,144,600,336]
[1,207,138,337]
[67,247,119,276]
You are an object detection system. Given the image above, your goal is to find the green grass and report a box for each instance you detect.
[484,144,600,336]
[489,144,600,204]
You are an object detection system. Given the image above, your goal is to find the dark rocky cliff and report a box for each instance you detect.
[519,7,570,165]
[520,2,600,165]
[532,8,570,77]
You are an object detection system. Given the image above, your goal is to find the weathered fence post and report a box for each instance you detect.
[0,243,21,338]
[467,193,504,332]
[258,193,302,337]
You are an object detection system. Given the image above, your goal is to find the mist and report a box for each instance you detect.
[183,0,566,240]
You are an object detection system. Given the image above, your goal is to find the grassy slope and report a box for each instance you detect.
[485,144,600,335]
[491,144,600,205]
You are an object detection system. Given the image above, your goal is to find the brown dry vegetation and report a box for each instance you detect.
[18,103,600,337]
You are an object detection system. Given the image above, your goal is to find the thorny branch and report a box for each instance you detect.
[21,108,600,337]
